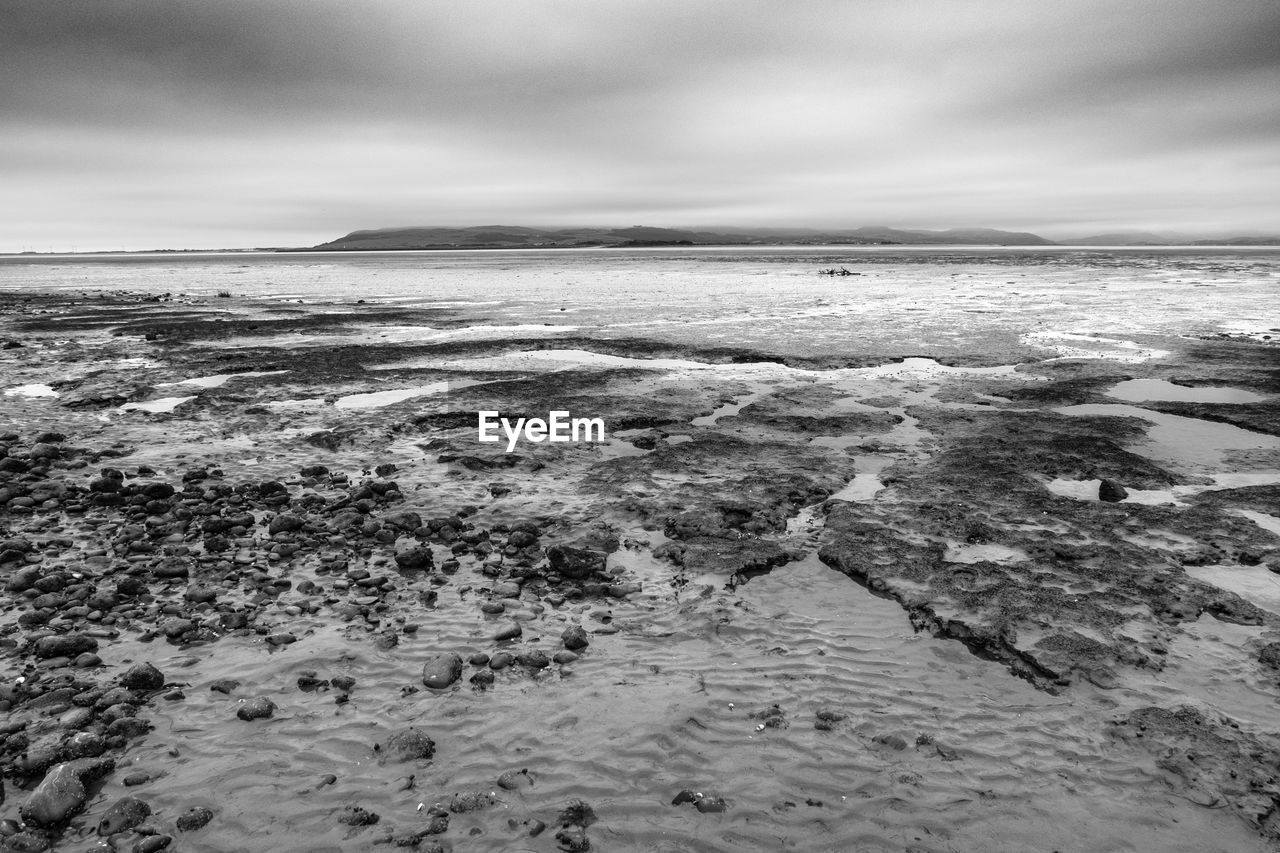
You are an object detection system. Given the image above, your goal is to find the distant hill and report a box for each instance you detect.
[1059,231,1173,246]
[305,224,1059,251]
[1188,236,1280,246]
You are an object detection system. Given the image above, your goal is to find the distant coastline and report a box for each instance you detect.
[4,224,1280,257]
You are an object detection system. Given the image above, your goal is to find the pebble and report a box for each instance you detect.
[133,835,173,853]
[236,697,276,721]
[120,662,165,691]
[421,652,463,689]
[492,622,522,642]
[383,728,436,762]
[97,796,151,835]
[497,768,534,791]
[175,805,215,831]
[561,626,590,651]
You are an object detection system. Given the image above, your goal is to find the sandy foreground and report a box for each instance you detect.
[2,289,1280,852]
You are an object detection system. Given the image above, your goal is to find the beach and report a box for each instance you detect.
[2,247,1280,852]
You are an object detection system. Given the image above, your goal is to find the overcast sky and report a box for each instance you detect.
[3,0,1278,250]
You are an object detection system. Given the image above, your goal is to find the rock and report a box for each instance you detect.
[98,796,151,835]
[505,531,537,551]
[493,622,522,642]
[448,791,495,813]
[421,653,463,689]
[555,827,590,851]
[175,805,214,831]
[561,626,589,651]
[557,798,597,828]
[161,618,194,639]
[492,580,522,598]
[1259,642,1280,669]
[133,836,173,853]
[120,662,165,691]
[33,634,97,659]
[236,697,276,721]
[395,545,433,570]
[338,805,380,826]
[1098,479,1128,502]
[20,757,115,828]
[695,796,728,813]
[552,650,579,664]
[517,649,551,670]
[488,651,515,670]
[547,545,607,580]
[140,482,175,500]
[384,728,436,762]
[871,733,908,750]
[266,633,297,646]
[209,679,240,694]
[151,559,190,579]
[383,511,422,531]
[672,789,728,812]
[268,513,304,535]
[185,585,218,604]
[497,768,534,791]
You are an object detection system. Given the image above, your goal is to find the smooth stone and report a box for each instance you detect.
[1098,479,1128,502]
[493,622,522,642]
[421,652,463,689]
[175,806,214,831]
[20,757,115,827]
[98,796,151,836]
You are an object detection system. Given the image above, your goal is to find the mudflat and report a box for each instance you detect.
[2,248,1280,852]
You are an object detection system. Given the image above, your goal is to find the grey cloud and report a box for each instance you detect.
[1,0,1277,250]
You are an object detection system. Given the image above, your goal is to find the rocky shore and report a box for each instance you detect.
[2,288,1280,851]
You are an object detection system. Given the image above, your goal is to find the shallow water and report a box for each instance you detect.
[61,554,1271,853]
[4,246,1278,357]
[1106,378,1266,404]
[1056,402,1280,472]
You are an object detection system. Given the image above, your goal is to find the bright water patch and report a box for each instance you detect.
[118,396,196,413]
[3,383,58,397]
[1055,403,1280,470]
[158,370,290,389]
[1106,378,1265,403]
[1185,565,1280,617]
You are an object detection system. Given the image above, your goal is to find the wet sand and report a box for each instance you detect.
[2,273,1280,852]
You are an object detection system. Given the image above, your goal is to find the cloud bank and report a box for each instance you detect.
[3,0,1278,250]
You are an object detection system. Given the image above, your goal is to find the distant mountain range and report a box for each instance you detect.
[305,225,1280,250]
